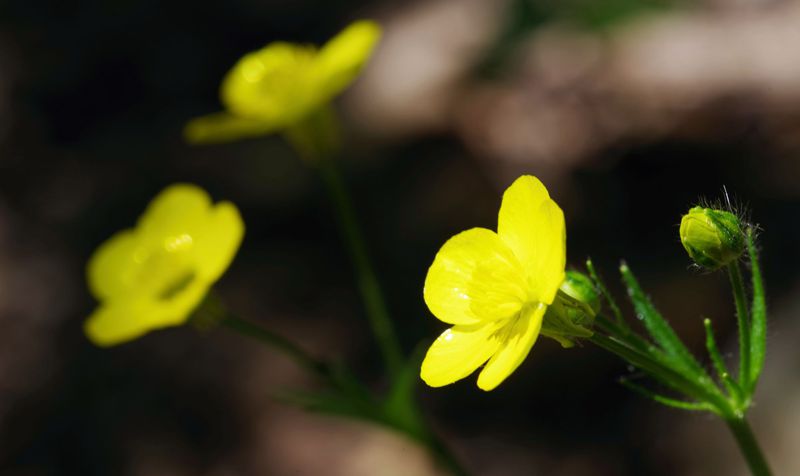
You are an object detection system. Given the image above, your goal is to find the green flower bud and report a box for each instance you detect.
[679,206,744,270]
[542,271,600,348]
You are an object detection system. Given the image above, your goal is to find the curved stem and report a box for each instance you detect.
[220,313,332,381]
[725,417,772,476]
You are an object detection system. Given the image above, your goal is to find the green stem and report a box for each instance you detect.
[286,108,404,379]
[315,155,405,379]
[746,229,767,393]
[220,313,331,381]
[724,417,772,476]
[589,333,729,414]
[728,261,751,389]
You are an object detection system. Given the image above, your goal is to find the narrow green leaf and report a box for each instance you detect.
[703,318,743,403]
[728,261,751,389]
[619,263,707,379]
[590,333,726,411]
[595,314,656,356]
[747,230,767,391]
[619,378,714,412]
[382,345,427,440]
[586,258,627,328]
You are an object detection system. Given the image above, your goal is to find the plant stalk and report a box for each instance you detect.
[728,261,751,389]
[725,417,772,476]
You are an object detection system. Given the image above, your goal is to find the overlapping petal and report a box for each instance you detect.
[476,304,546,391]
[424,228,527,326]
[420,321,504,387]
[497,175,566,305]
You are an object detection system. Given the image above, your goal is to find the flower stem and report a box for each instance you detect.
[728,261,751,390]
[314,154,404,379]
[724,417,772,476]
[220,312,331,381]
[285,108,404,379]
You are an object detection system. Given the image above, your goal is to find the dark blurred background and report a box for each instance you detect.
[2,0,800,474]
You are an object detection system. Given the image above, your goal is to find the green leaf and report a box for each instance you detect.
[381,345,428,440]
[587,258,627,329]
[619,263,708,380]
[619,378,714,412]
[703,318,743,403]
[590,333,724,410]
[747,230,767,392]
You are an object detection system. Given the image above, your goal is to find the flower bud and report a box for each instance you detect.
[542,271,600,348]
[679,206,744,270]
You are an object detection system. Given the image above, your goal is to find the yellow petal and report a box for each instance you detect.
[87,229,140,300]
[221,42,318,123]
[424,228,526,326]
[313,20,381,100]
[477,303,546,391]
[497,175,566,305]
[194,201,245,281]
[184,112,277,144]
[84,280,208,347]
[138,184,210,241]
[420,321,503,387]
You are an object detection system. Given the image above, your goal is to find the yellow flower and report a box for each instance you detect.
[84,184,244,346]
[420,176,566,391]
[184,20,381,144]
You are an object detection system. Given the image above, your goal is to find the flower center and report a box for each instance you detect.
[157,270,197,301]
[128,233,198,300]
[223,45,318,122]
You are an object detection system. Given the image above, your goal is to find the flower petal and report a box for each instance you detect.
[420,321,503,387]
[424,228,526,325]
[314,20,381,100]
[194,201,245,281]
[138,184,210,241]
[84,280,208,347]
[497,175,566,305]
[477,303,546,391]
[87,229,140,300]
[184,112,277,144]
[221,42,318,123]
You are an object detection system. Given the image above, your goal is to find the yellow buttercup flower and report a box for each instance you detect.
[420,176,566,391]
[185,20,381,144]
[84,184,244,346]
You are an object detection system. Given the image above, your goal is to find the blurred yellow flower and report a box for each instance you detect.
[185,20,381,144]
[420,176,566,391]
[84,185,244,347]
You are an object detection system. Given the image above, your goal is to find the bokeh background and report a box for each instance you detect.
[2,0,800,474]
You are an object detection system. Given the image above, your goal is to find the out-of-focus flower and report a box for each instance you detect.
[84,185,244,346]
[680,206,744,270]
[185,21,381,144]
[420,175,566,391]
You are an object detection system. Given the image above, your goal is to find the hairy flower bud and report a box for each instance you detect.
[541,271,600,348]
[680,206,744,270]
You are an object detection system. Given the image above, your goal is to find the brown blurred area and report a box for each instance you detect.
[1,0,800,474]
